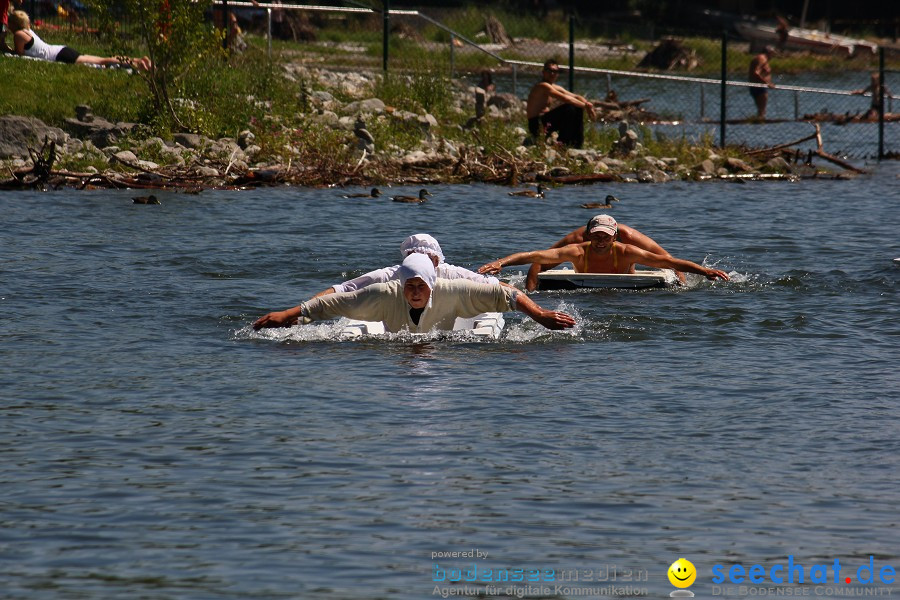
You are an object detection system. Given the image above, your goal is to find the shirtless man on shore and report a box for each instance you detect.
[748,46,776,119]
[526,59,596,148]
[478,215,728,283]
[521,218,687,290]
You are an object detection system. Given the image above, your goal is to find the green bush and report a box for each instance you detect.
[373,72,455,118]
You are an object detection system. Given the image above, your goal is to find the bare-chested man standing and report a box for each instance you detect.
[526,58,596,148]
[748,46,776,119]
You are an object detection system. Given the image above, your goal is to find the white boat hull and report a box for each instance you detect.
[735,22,877,57]
[340,312,505,340]
[537,268,676,290]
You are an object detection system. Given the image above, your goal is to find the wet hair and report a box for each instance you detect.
[543,59,559,71]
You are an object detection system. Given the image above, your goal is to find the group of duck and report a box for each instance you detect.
[133,187,620,210]
[341,185,621,210]
[341,188,432,203]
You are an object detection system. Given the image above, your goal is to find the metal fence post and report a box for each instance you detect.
[568,13,575,93]
[383,0,389,73]
[223,0,229,50]
[878,46,885,160]
[794,91,799,120]
[450,35,455,79]
[267,8,272,60]
[720,31,727,148]
[512,64,518,97]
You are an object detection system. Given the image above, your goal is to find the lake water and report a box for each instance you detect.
[2,164,898,599]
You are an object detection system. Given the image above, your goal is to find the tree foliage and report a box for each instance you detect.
[85,0,224,133]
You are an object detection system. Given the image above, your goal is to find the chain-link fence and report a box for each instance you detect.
[231,2,898,160]
[19,1,899,159]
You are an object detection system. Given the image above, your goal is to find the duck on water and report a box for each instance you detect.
[392,189,431,203]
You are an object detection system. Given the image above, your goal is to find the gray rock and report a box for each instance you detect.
[318,110,340,128]
[766,156,791,172]
[418,113,438,130]
[441,140,459,158]
[696,159,716,175]
[65,138,84,154]
[402,150,430,165]
[174,133,204,149]
[568,148,597,161]
[311,90,334,104]
[341,98,386,116]
[725,156,753,172]
[354,118,375,154]
[113,150,139,163]
[392,110,419,122]
[64,115,133,148]
[237,130,256,150]
[0,115,68,159]
[136,160,160,171]
[141,137,168,152]
[196,166,220,177]
[487,93,519,110]
[648,168,670,182]
[611,129,638,156]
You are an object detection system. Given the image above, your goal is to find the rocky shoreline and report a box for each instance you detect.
[0,65,860,192]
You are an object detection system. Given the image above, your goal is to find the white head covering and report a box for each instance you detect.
[397,253,436,308]
[399,233,445,265]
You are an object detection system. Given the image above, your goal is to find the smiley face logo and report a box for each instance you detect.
[668,558,696,588]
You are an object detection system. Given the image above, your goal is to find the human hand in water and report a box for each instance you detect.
[253,309,311,330]
[534,310,576,330]
[703,268,730,281]
[478,260,503,275]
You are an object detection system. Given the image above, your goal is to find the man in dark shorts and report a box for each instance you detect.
[748,46,776,119]
[526,59,596,148]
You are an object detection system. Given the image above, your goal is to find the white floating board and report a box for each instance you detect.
[537,268,676,290]
[340,312,505,340]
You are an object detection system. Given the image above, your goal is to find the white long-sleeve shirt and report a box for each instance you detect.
[302,279,517,333]
[331,263,499,294]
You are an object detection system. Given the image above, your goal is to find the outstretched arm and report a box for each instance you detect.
[479,245,580,275]
[512,291,576,330]
[524,227,586,290]
[253,305,304,329]
[621,228,687,283]
[626,247,729,280]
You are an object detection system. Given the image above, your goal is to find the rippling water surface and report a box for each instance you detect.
[2,165,898,599]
